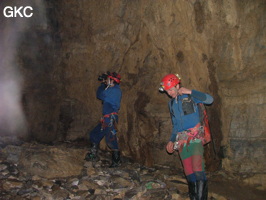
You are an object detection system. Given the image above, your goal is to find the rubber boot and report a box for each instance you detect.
[197,180,208,200]
[188,181,197,200]
[202,180,208,200]
[84,143,99,161]
[109,151,121,168]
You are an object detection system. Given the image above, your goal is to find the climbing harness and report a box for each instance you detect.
[100,112,118,132]
[174,123,205,152]
[173,97,212,152]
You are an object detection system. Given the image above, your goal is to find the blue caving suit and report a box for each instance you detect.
[169,90,213,142]
[89,83,122,150]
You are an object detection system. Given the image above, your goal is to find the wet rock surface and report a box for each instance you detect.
[0,142,265,200]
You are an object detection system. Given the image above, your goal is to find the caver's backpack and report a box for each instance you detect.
[197,103,212,145]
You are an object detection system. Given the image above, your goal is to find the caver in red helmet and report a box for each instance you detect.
[108,72,121,84]
[159,74,181,91]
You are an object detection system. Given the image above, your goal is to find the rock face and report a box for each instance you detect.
[0,0,265,189]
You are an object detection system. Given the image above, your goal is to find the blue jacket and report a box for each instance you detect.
[97,83,122,115]
[168,89,213,142]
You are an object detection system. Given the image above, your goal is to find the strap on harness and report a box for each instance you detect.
[102,112,118,118]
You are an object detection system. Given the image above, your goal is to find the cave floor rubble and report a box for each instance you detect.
[0,142,265,200]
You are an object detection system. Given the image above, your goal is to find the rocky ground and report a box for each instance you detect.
[0,142,265,200]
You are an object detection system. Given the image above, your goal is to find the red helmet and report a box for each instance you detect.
[160,74,181,91]
[108,72,121,84]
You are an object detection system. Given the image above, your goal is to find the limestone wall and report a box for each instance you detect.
[4,0,265,185]
[51,0,223,169]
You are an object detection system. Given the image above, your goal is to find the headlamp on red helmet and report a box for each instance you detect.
[108,72,121,84]
[159,74,181,92]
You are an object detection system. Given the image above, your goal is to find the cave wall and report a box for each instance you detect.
[4,0,264,183]
[211,0,266,186]
[51,0,222,169]
[0,0,61,144]
[18,0,62,143]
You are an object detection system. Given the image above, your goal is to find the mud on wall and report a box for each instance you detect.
[10,0,265,185]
